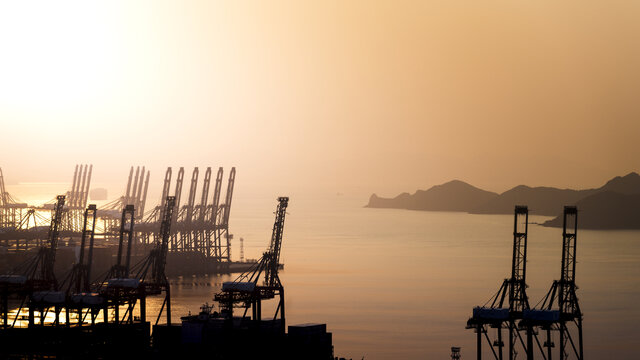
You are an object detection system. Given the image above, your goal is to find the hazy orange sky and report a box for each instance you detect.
[1,1,639,198]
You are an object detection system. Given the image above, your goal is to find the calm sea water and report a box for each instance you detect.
[8,184,640,359]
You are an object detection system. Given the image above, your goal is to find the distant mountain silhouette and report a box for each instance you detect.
[367,172,640,229]
[470,173,640,215]
[366,180,498,212]
[597,172,640,194]
[470,186,595,216]
[542,191,640,229]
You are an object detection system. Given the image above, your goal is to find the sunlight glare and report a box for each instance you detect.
[0,1,118,108]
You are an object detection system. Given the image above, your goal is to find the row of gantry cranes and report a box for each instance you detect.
[0,189,291,339]
[0,194,178,330]
[466,206,583,360]
[0,195,296,358]
[0,163,238,331]
[0,163,295,340]
[0,164,236,263]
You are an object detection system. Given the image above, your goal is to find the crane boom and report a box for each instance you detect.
[43,195,66,285]
[266,197,288,287]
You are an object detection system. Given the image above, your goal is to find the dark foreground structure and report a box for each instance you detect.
[0,321,332,359]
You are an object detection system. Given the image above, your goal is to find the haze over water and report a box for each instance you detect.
[143,192,638,359]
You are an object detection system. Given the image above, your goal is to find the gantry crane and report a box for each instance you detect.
[135,196,176,325]
[208,167,235,263]
[467,206,535,360]
[24,195,66,326]
[66,205,98,295]
[100,204,145,325]
[0,195,65,327]
[521,206,583,360]
[136,166,236,265]
[214,196,289,332]
[63,204,105,326]
[102,197,175,326]
[27,195,66,292]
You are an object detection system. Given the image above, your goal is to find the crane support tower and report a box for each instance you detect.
[107,205,136,279]
[193,167,211,253]
[207,167,224,258]
[467,206,536,360]
[212,167,235,265]
[178,167,199,251]
[521,206,583,360]
[169,168,184,251]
